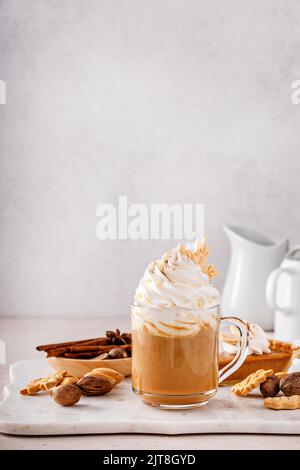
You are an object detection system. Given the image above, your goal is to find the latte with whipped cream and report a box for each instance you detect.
[132,240,221,407]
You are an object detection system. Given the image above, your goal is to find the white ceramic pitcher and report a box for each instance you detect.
[221,226,288,330]
[266,246,300,341]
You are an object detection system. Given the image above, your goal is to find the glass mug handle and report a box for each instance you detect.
[218,316,249,384]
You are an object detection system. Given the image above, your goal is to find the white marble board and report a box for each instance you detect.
[0,359,300,435]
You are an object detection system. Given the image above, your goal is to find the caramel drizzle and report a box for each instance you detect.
[159,321,191,331]
[143,317,206,337]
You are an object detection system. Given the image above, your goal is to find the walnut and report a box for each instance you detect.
[77,375,114,396]
[52,384,81,406]
[259,375,280,397]
[280,372,300,397]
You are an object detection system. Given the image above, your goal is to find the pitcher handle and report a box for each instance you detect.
[266,268,294,315]
[218,316,249,384]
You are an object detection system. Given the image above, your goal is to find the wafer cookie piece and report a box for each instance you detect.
[20,370,68,395]
[232,369,274,397]
[264,395,300,410]
[60,375,79,386]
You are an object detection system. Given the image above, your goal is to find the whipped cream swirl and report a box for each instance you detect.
[131,306,208,337]
[134,244,220,310]
[223,323,270,356]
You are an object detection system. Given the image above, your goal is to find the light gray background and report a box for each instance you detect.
[0,0,299,317]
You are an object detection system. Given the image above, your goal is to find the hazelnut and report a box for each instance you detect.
[280,372,300,397]
[52,384,81,406]
[107,348,128,359]
[77,374,114,396]
[259,375,280,397]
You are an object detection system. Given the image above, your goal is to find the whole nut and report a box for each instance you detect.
[84,370,116,386]
[280,372,300,397]
[89,367,124,385]
[52,384,81,406]
[77,374,113,396]
[107,348,128,359]
[259,375,280,397]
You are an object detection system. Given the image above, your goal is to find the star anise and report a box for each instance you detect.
[121,332,131,344]
[106,329,131,345]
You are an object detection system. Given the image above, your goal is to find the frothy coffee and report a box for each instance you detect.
[132,307,220,405]
[132,240,221,407]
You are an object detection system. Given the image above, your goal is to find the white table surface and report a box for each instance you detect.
[1,316,300,450]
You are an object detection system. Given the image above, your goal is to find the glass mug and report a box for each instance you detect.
[131,304,249,409]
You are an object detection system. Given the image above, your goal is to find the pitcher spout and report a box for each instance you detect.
[223,225,288,251]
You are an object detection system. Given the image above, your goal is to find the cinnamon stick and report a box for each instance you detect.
[63,349,131,359]
[45,346,103,357]
[36,337,108,351]
[63,352,101,359]
[46,345,108,357]
[68,344,130,352]
[68,345,109,352]
[46,343,131,358]
[76,338,109,347]
[46,347,70,357]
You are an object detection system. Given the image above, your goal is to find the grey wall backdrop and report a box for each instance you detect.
[0,0,299,317]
